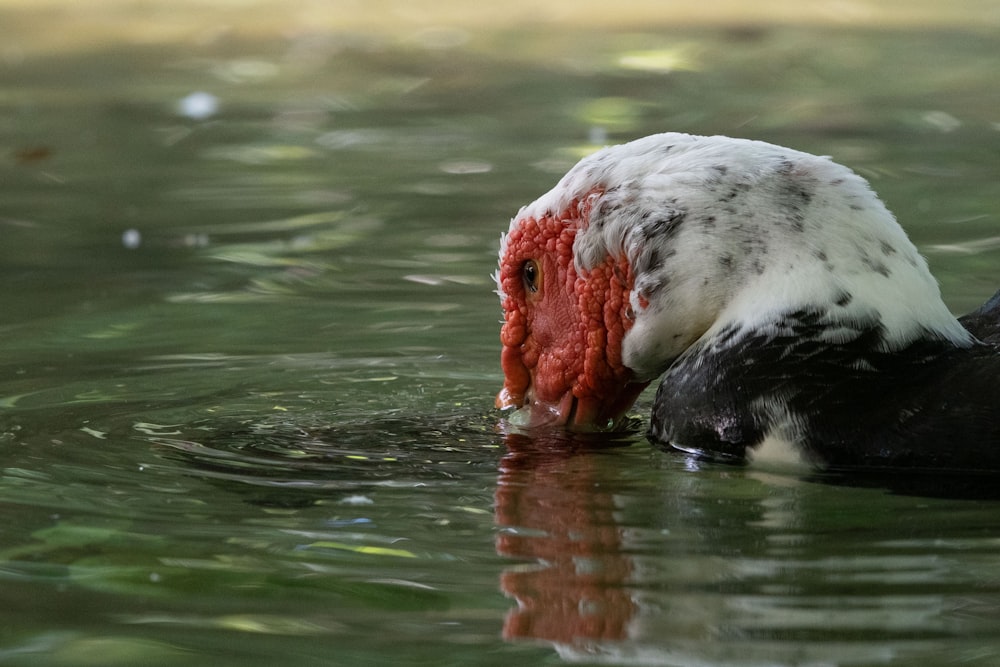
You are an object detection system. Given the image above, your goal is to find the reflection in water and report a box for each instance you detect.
[494,427,1000,666]
[496,430,637,646]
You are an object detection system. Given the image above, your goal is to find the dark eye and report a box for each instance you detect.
[522,260,539,293]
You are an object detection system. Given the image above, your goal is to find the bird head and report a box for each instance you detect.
[495,190,649,430]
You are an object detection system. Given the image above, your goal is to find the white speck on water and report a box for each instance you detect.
[438,160,493,175]
[340,495,374,505]
[178,91,220,120]
[403,274,444,286]
[122,228,141,249]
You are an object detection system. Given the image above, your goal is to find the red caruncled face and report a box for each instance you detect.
[496,196,649,430]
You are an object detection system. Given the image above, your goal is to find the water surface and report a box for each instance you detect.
[1,4,1000,666]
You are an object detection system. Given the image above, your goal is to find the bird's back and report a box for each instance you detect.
[960,288,1000,348]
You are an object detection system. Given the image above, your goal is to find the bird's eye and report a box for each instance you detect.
[522,260,540,294]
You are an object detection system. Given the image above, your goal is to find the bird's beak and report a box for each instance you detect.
[495,380,648,432]
[495,386,521,411]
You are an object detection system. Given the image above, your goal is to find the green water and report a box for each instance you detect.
[1,10,1000,667]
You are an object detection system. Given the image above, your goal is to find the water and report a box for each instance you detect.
[2,3,1000,665]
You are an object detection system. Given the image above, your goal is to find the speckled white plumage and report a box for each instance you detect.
[505,133,973,381]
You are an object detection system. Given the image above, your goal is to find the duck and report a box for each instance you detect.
[495,132,1000,471]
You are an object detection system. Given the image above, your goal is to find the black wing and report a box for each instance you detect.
[959,288,1000,348]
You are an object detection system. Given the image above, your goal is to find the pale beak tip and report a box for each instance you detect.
[495,387,520,410]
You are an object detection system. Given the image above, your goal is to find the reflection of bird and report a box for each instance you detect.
[495,133,1000,470]
[496,432,636,644]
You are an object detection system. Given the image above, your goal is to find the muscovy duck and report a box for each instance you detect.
[495,133,1000,470]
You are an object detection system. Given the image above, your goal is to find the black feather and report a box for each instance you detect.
[649,295,1000,472]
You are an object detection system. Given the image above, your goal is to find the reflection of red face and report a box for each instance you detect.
[496,196,649,430]
[496,434,636,643]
